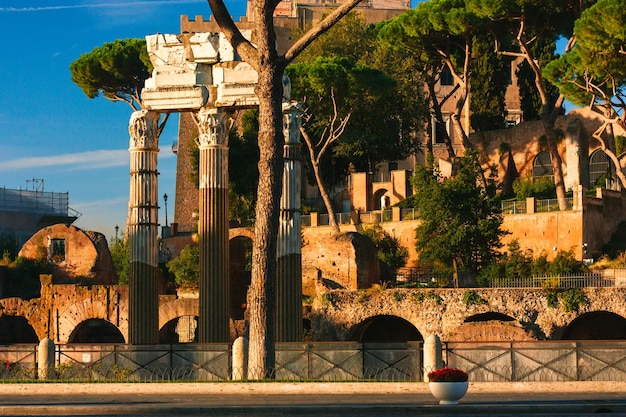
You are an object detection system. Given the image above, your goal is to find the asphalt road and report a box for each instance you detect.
[0,381,625,416]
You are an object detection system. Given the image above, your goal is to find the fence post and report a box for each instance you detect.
[423,334,442,382]
[38,337,55,380]
[232,336,248,380]
[392,207,401,222]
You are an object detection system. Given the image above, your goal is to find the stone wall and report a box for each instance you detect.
[469,107,622,190]
[301,229,380,295]
[18,224,116,285]
[309,287,626,343]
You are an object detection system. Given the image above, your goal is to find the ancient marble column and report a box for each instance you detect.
[276,103,303,342]
[194,108,230,343]
[128,110,161,345]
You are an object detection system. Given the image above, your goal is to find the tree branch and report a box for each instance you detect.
[284,0,364,63]
[206,0,258,68]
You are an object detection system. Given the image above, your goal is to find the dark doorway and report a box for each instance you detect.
[348,315,423,342]
[562,311,626,340]
[68,319,124,344]
[229,236,252,320]
[159,315,198,343]
[0,316,38,344]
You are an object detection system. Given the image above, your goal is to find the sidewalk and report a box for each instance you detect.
[0,381,625,415]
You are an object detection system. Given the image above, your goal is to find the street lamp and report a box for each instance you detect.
[114,225,119,242]
[163,193,168,227]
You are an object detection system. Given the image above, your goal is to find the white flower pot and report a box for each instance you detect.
[428,381,469,405]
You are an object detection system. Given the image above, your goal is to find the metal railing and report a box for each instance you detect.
[535,197,574,212]
[3,340,626,382]
[490,272,620,288]
[501,200,527,214]
[294,195,581,229]
[445,340,626,382]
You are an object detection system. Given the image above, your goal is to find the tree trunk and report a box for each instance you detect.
[300,128,341,234]
[516,36,569,211]
[247,71,284,379]
[207,0,364,381]
[427,79,456,160]
[543,120,568,210]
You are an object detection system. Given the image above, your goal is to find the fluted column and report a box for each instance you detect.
[194,108,230,343]
[128,110,161,345]
[276,103,303,342]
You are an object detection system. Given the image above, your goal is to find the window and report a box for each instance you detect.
[50,239,65,263]
[440,67,453,86]
[432,116,450,144]
[589,149,614,187]
[532,152,553,180]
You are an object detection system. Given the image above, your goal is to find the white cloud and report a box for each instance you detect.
[0,1,201,12]
[72,196,128,210]
[0,148,174,172]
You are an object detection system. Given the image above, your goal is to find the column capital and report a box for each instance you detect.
[194,108,229,148]
[129,110,160,150]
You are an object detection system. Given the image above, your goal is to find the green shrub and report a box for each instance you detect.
[462,290,486,306]
[413,290,442,305]
[512,175,556,200]
[559,288,589,313]
[166,244,199,289]
[545,291,559,308]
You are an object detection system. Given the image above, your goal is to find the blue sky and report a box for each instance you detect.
[0,0,247,240]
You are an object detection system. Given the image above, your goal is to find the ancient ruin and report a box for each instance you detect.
[126,31,302,344]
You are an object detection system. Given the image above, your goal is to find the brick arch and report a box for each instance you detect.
[158,298,199,330]
[0,297,53,341]
[448,322,536,342]
[346,314,424,342]
[229,227,254,241]
[57,298,127,344]
[560,310,626,340]
[0,297,45,341]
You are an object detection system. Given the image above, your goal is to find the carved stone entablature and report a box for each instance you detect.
[194,109,228,148]
[142,31,259,111]
[128,110,160,149]
[142,86,209,111]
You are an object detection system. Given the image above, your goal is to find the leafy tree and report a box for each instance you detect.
[544,0,626,187]
[378,0,486,159]
[109,234,129,285]
[70,39,152,110]
[1,256,49,299]
[289,13,426,232]
[207,0,365,379]
[467,0,586,211]
[288,56,395,232]
[0,232,19,261]
[469,35,510,132]
[512,175,556,200]
[166,244,200,289]
[360,223,409,282]
[413,149,506,279]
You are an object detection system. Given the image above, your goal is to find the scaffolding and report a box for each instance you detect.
[0,187,70,216]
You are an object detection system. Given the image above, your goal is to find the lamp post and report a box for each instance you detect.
[163,193,168,227]
[114,225,119,242]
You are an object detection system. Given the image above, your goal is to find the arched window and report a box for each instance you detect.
[589,149,614,187]
[532,152,553,180]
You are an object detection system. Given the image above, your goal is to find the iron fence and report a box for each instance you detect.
[501,200,527,214]
[2,341,626,382]
[490,273,618,288]
[445,341,626,382]
[535,197,574,212]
